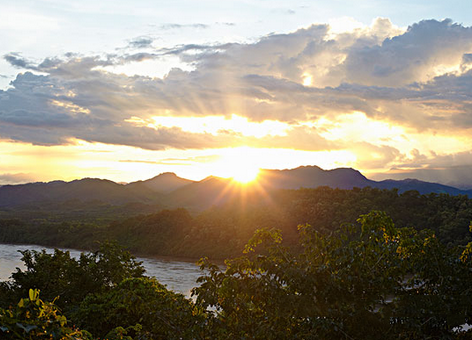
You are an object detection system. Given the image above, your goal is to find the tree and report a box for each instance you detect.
[2,241,144,314]
[193,211,472,339]
[74,277,209,339]
[0,289,91,340]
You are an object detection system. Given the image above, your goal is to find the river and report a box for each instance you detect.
[0,243,204,298]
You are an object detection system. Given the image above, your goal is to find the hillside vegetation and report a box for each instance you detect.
[0,187,471,259]
[1,211,472,339]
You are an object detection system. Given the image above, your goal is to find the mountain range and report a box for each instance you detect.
[0,166,470,211]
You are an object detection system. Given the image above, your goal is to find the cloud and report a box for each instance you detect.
[0,172,35,185]
[119,159,161,164]
[343,19,472,86]
[371,150,472,189]
[119,154,220,166]
[350,142,403,170]
[2,18,472,186]
[4,53,37,70]
[159,23,209,30]
[0,70,337,151]
[128,37,154,49]
[271,8,295,15]
[121,52,158,62]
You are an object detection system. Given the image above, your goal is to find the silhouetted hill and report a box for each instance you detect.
[256,166,472,195]
[0,166,470,210]
[127,172,194,194]
[0,178,162,208]
[164,166,471,210]
[167,176,236,211]
[373,178,470,196]
[258,166,371,190]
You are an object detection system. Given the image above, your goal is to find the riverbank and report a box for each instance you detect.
[0,243,204,297]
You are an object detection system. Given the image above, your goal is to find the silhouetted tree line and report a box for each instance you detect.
[0,187,471,259]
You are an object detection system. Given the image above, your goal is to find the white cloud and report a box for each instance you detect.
[371,151,472,189]
[2,18,472,186]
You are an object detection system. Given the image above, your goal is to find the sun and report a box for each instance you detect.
[211,147,261,185]
[231,167,260,184]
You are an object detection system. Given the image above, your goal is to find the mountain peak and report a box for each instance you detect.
[200,175,227,182]
[127,172,194,194]
[327,167,368,180]
[153,172,178,178]
[258,165,371,190]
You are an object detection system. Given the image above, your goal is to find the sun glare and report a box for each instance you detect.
[209,147,261,184]
[302,73,313,86]
[231,167,260,184]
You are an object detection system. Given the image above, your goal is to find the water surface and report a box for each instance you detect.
[0,243,203,297]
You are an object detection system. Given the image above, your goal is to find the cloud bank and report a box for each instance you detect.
[2,18,472,185]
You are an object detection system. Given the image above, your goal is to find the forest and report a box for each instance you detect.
[1,187,472,338]
[1,211,472,339]
[0,187,471,259]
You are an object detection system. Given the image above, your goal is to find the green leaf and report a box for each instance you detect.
[29,288,39,302]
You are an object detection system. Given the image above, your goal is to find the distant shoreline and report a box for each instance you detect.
[0,241,208,265]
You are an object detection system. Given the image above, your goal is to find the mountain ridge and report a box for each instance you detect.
[0,166,470,210]
[126,172,194,194]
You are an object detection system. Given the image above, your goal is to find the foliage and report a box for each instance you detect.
[193,211,472,339]
[1,244,210,339]
[2,207,472,339]
[74,277,209,339]
[0,289,91,340]
[1,241,144,313]
[1,187,472,260]
[108,208,193,255]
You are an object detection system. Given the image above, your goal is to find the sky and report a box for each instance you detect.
[1,0,472,188]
